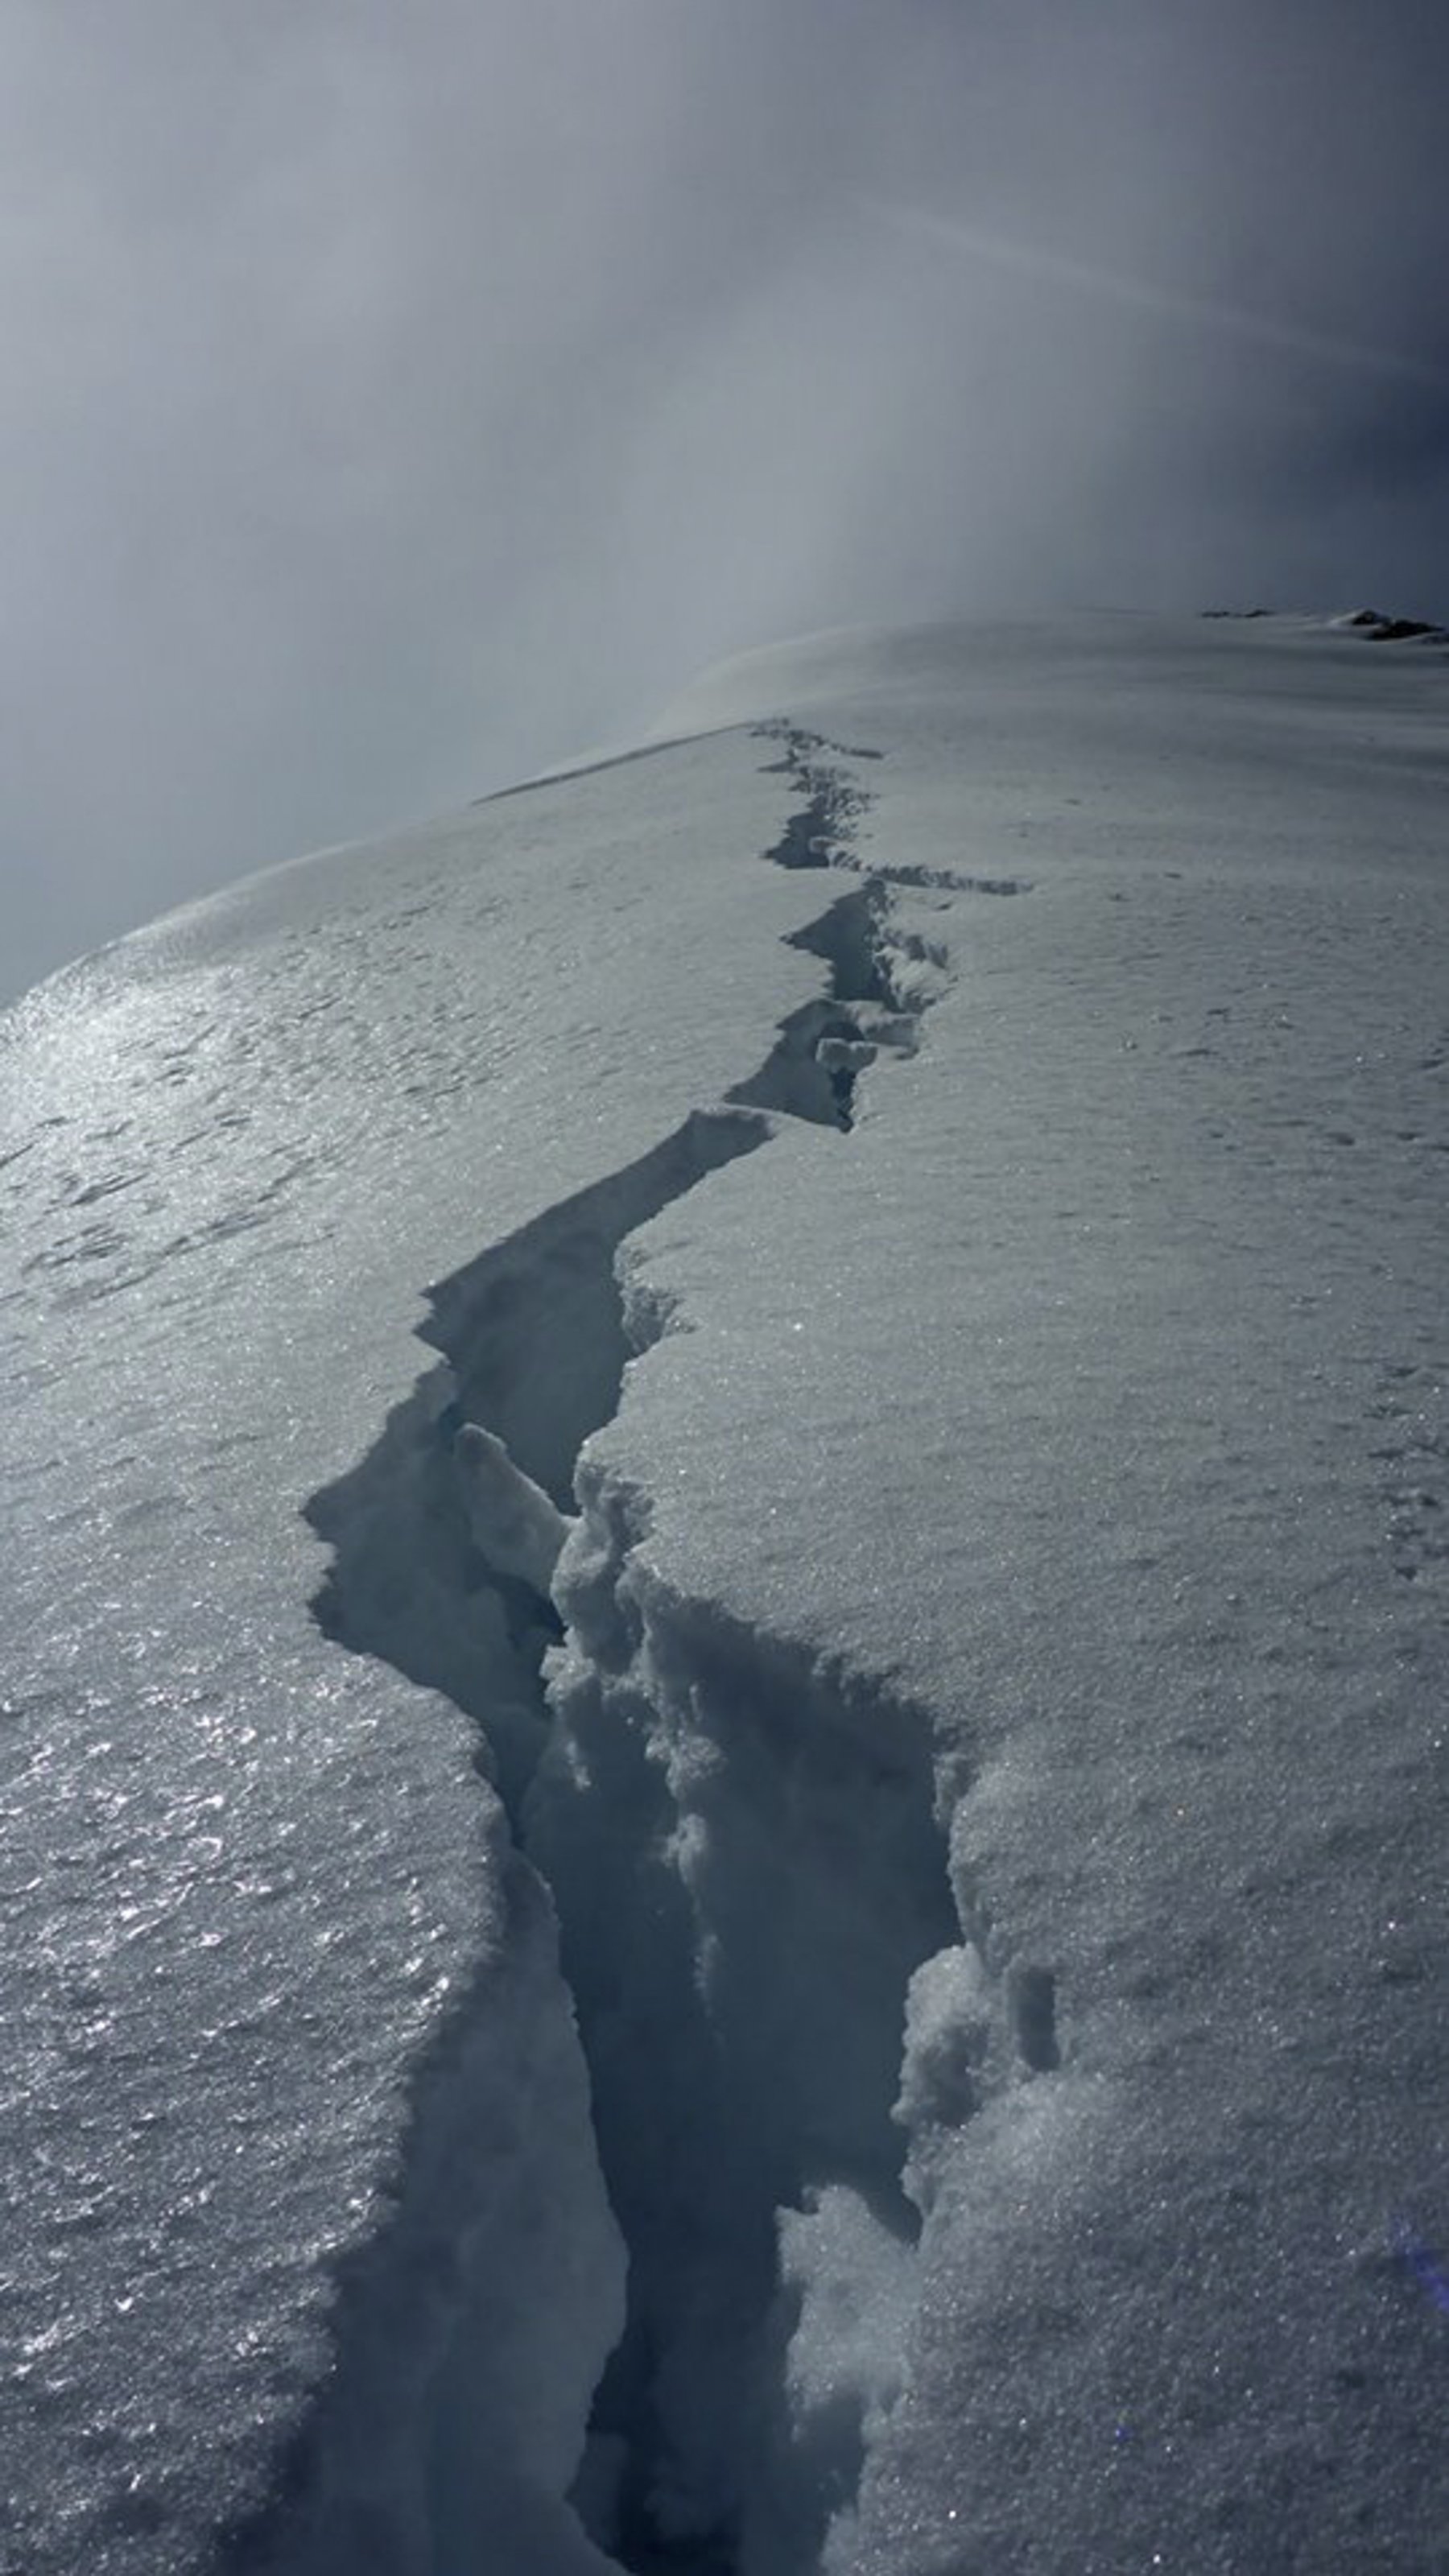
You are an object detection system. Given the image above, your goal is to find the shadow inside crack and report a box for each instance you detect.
[727,882,933,1133]
[753,724,872,872]
[530,1551,960,2574]
[305,1107,768,1814]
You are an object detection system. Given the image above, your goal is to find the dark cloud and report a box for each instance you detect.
[4,1,1447,1001]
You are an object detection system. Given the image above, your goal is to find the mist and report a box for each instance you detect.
[4,0,1447,1003]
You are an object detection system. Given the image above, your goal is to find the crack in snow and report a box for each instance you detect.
[291,730,1044,2573]
[728,884,931,1133]
[307,1111,768,1814]
[750,725,873,872]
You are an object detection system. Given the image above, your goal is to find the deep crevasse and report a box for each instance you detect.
[526,1457,960,2570]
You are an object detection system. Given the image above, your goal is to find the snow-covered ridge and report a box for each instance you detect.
[4,611,1447,2574]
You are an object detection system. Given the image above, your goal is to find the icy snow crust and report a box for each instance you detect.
[2,613,1447,2571]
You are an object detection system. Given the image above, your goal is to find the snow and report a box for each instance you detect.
[454,1426,574,1597]
[0,736,824,2573]
[2,612,1447,2573]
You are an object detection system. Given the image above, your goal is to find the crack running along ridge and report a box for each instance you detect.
[287,726,1038,2574]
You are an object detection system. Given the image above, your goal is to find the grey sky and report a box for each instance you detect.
[3,1,1447,1004]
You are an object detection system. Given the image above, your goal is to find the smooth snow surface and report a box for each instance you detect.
[2,613,1447,2574]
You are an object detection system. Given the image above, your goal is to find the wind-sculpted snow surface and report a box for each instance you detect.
[2,613,1448,2574]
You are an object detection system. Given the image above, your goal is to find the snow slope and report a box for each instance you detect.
[2,613,1447,2574]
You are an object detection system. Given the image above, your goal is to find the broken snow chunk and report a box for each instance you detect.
[454,1423,576,1597]
[894,1944,994,2213]
[761,2185,914,2566]
[815,1036,878,1077]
